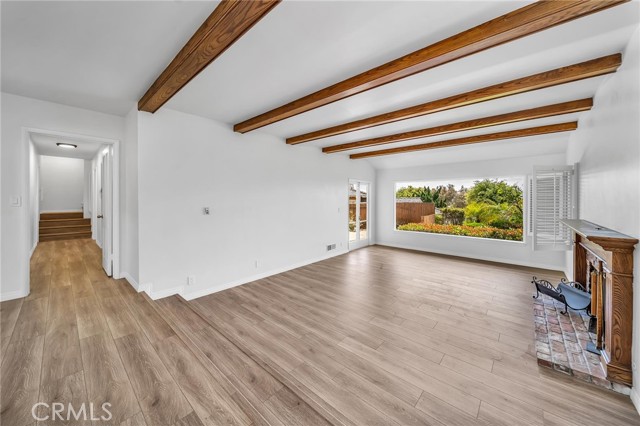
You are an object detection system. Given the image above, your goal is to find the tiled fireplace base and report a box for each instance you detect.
[533,294,630,395]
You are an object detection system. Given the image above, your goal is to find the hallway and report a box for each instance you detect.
[0,240,325,425]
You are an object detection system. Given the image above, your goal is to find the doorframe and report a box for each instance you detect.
[22,127,121,286]
[348,179,371,251]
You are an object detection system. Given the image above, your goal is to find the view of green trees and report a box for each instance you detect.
[395,179,524,241]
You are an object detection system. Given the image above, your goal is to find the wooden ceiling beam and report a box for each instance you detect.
[235,0,627,133]
[138,0,281,113]
[323,98,592,153]
[290,54,620,145]
[350,122,577,159]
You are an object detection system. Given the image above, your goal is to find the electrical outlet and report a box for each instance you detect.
[203,207,210,215]
[187,276,195,286]
[326,244,337,251]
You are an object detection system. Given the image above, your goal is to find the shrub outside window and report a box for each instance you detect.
[395,178,524,242]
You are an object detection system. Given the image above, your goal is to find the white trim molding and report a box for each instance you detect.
[0,288,30,302]
[182,248,348,301]
[140,249,348,302]
[121,271,140,291]
[147,284,184,301]
[376,242,566,273]
[40,209,84,213]
[631,387,640,415]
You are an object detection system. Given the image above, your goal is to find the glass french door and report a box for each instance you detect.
[348,180,369,250]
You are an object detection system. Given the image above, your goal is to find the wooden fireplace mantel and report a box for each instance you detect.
[561,219,637,386]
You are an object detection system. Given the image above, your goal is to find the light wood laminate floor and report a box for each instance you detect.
[184,245,640,426]
[2,240,639,425]
[1,239,327,426]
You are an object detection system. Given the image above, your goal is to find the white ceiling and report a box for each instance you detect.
[1,0,217,115]
[31,133,104,160]
[3,1,639,169]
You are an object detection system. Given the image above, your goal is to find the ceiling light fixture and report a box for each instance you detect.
[56,142,77,149]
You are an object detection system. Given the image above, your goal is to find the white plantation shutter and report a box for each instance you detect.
[532,166,576,250]
[527,176,534,236]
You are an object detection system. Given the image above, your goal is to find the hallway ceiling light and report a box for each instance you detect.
[56,142,77,149]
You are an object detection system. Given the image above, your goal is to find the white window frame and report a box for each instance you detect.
[392,178,527,243]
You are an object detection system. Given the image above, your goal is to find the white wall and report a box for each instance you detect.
[565,28,640,412]
[39,155,85,212]
[0,92,125,301]
[375,154,568,271]
[29,141,40,255]
[83,159,92,218]
[121,107,140,286]
[137,108,375,299]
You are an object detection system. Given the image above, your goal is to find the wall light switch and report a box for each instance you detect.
[203,207,210,215]
[10,196,22,207]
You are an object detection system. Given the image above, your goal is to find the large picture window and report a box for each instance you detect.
[395,177,524,241]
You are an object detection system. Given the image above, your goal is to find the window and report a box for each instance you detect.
[531,165,576,250]
[395,177,524,241]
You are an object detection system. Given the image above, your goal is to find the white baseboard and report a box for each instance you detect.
[143,248,348,302]
[40,209,83,213]
[0,288,29,302]
[148,284,184,300]
[121,271,140,291]
[183,248,348,301]
[631,387,640,415]
[121,272,155,296]
[376,241,565,272]
[30,242,37,258]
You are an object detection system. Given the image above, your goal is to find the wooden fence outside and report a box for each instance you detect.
[395,202,435,226]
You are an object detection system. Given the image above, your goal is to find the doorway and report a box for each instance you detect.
[23,127,120,289]
[348,180,370,251]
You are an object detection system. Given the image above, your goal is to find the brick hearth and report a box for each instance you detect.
[533,294,630,395]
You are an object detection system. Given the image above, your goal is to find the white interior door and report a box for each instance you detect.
[348,180,369,251]
[100,148,113,276]
[96,158,103,248]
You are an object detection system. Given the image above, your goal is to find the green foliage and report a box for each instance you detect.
[464,201,522,229]
[441,184,468,208]
[395,185,425,198]
[466,179,523,213]
[395,185,447,208]
[440,207,465,225]
[463,222,483,228]
[420,186,447,208]
[434,214,443,225]
[464,202,502,224]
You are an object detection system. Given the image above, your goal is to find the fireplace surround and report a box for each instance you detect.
[560,219,637,386]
